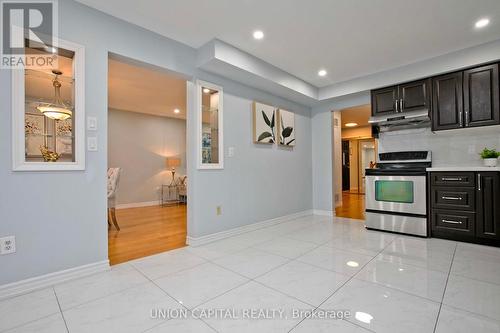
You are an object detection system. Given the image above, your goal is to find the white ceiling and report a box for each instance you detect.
[108,58,186,119]
[78,0,500,88]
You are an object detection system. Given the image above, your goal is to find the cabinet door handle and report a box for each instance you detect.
[394,99,399,113]
[442,196,462,200]
[478,174,481,191]
[442,219,462,224]
[459,110,463,127]
[399,99,404,112]
[442,177,462,181]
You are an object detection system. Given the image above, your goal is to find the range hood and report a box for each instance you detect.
[368,109,430,132]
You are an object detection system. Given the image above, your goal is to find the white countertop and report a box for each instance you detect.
[427,166,500,171]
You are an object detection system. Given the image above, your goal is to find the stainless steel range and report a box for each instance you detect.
[365,151,431,237]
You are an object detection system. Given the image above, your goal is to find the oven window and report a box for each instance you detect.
[375,180,414,203]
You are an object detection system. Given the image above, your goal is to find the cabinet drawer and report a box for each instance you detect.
[430,172,475,187]
[431,187,475,211]
[432,210,475,234]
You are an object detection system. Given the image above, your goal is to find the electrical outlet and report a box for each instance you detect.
[0,236,16,255]
[216,206,222,216]
[227,146,235,158]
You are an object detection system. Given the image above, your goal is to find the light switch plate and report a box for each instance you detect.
[87,117,97,131]
[87,137,98,151]
[0,236,16,255]
[228,146,235,157]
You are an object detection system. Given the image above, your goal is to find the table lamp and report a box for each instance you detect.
[166,158,181,185]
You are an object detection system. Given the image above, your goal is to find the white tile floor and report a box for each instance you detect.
[2,215,500,333]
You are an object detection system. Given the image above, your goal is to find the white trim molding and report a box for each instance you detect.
[187,210,313,247]
[115,200,159,209]
[312,209,335,217]
[0,260,109,301]
[12,37,86,171]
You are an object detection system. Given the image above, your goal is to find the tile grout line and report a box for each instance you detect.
[432,242,458,333]
[286,231,396,332]
[52,287,70,333]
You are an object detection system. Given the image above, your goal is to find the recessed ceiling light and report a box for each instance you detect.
[318,69,327,77]
[345,122,358,127]
[173,108,180,114]
[475,18,490,29]
[203,88,211,94]
[253,30,264,40]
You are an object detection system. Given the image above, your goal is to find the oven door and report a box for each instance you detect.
[365,175,426,216]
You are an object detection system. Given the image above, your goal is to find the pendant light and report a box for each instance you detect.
[36,70,73,121]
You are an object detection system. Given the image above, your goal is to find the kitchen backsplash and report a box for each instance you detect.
[378,126,500,166]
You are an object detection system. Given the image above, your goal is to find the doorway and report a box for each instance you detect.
[334,104,376,220]
[106,54,188,265]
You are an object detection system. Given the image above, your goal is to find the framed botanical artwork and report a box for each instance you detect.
[278,109,295,146]
[253,101,276,144]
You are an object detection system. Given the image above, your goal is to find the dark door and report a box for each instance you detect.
[371,86,398,116]
[400,79,431,112]
[341,140,350,191]
[464,64,500,128]
[432,72,463,131]
[476,172,500,240]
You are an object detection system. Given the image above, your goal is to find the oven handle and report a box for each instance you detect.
[441,177,463,181]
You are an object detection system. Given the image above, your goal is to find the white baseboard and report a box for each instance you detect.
[116,200,158,209]
[312,209,335,217]
[0,260,110,301]
[187,210,314,247]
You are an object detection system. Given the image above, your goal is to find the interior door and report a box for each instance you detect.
[358,139,376,194]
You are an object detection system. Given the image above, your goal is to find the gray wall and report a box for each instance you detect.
[0,0,313,285]
[378,126,500,166]
[108,109,187,205]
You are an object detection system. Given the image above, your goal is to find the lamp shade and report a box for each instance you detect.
[166,158,181,169]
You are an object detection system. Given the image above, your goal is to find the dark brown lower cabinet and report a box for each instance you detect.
[476,172,500,240]
[430,171,500,246]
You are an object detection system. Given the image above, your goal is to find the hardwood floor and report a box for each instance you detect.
[108,204,187,265]
[335,192,365,220]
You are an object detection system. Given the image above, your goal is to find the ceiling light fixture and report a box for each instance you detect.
[203,88,211,94]
[345,122,358,127]
[36,70,73,121]
[318,69,327,77]
[475,18,490,29]
[253,30,264,40]
[174,108,180,114]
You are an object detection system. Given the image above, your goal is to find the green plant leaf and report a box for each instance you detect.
[286,139,295,146]
[258,131,272,141]
[480,147,500,159]
[261,111,271,127]
[282,126,293,138]
[270,111,275,128]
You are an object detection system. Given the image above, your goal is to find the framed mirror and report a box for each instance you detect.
[196,80,223,169]
[12,37,85,171]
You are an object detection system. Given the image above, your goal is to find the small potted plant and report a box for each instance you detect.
[480,148,500,167]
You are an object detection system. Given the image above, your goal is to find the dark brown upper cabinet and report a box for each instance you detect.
[399,79,431,112]
[432,72,463,131]
[371,79,431,116]
[464,64,500,128]
[476,172,500,240]
[371,86,398,116]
